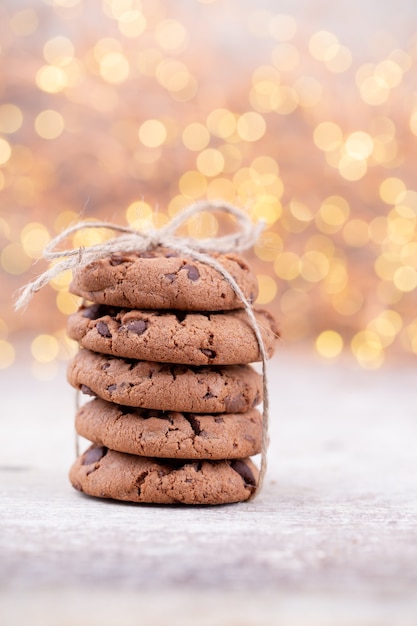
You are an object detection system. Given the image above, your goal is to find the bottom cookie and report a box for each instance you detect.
[70,444,258,505]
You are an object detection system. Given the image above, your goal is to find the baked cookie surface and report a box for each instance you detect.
[70,444,258,505]
[76,398,262,459]
[69,247,258,311]
[67,304,278,365]
[67,349,262,413]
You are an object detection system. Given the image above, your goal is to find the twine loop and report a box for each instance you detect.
[15,199,270,498]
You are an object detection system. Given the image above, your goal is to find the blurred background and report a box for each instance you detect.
[1,0,417,378]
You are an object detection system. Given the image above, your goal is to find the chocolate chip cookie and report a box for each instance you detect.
[70,444,258,504]
[76,398,262,459]
[69,247,258,311]
[68,349,262,413]
[67,304,278,365]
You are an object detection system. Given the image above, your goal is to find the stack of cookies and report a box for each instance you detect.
[66,247,278,505]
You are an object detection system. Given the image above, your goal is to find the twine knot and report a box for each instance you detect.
[15,200,263,310]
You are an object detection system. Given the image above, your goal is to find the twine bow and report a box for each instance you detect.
[15,199,270,498]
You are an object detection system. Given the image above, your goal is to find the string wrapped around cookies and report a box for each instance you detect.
[16,201,278,504]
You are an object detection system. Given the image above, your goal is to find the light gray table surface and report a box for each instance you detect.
[1,348,416,626]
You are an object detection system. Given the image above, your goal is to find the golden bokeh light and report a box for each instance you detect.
[315,330,344,358]
[125,200,153,231]
[255,274,277,305]
[50,269,73,292]
[20,223,51,259]
[236,112,267,142]
[313,122,343,152]
[118,11,147,38]
[99,51,130,83]
[269,14,297,41]
[139,119,167,148]
[187,211,218,239]
[379,177,406,204]
[300,250,330,282]
[342,219,370,247]
[0,138,12,165]
[155,19,188,52]
[323,44,352,73]
[309,30,339,61]
[351,330,385,369]
[1,243,32,274]
[345,132,373,160]
[250,195,282,225]
[196,149,225,177]
[182,123,211,152]
[36,65,67,93]
[35,110,65,140]
[206,109,236,139]
[56,291,81,315]
[1,1,417,370]
[43,36,74,65]
[10,9,39,36]
[316,196,350,233]
[31,334,60,363]
[0,104,23,134]
[274,251,300,281]
[272,43,300,72]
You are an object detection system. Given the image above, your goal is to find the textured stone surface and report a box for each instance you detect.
[1,351,417,625]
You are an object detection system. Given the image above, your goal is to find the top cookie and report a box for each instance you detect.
[70,247,258,311]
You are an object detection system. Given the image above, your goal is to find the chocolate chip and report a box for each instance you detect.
[82,304,105,320]
[96,321,111,338]
[80,384,96,396]
[230,460,256,487]
[107,384,117,392]
[214,416,225,424]
[182,264,200,281]
[224,393,246,412]
[109,253,131,266]
[200,348,217,359]
[165,252,178,258]
[164,272,177,283]
[204,390,215,399]
[126,319,148,335]
[82,446,107,465]
[140,251,156,258]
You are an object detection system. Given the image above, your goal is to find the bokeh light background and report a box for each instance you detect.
[1,0,417,378]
